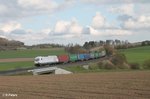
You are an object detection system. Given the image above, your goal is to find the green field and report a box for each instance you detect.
[0,48,66,59]
[0,61,33,71]
[0,48,66,71]
[119,46,150,64]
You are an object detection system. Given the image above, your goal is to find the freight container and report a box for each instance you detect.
[78,54,85,61]
[99,52,102,57]
[90,52,95,59]
[94,52,100,58]
[34,55,59,66]
[57,54,69,63]
[101,50,106,57]
[69,54,78,62]
[84,54,90,60]
[98,52,101,58]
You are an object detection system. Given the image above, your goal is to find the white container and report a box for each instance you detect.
[101,50,106,56]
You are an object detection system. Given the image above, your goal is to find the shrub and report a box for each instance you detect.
[97,60,116,70]
[98,53,130,70]
[104,61,116,69]
[117,62,130,69]
[129,63,140,69]
[89,65,99,70]
[97,61,105,69]
[111,53,127,66]
[143,59,150,69]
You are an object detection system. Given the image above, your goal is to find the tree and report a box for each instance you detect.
[99,40,105,46]
[104,45,115,56]
[65,44,88,54]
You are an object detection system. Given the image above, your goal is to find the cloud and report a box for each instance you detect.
[91,12,105,29]
[82,0,150,5]
[0,0,76,22]
[91,12,115,29]
[18,0,58,11]
[107,3,150,31]
[53,18,83,36]
[109,4,134,15]
[0,4,8,14]
[135,4,150,15]
[54,20,70,35]
[87,26,132,36]
[0,0,149,46]
[121,15,150,30]
[0,11,135,45]
[6,28,52,45]
[0,21,22,33]
[117,14,133,21]
[0,18,83,45]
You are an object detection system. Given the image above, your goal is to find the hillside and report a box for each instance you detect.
[0,37,24,51]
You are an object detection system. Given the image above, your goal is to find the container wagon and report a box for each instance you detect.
[57,54,69,63]
[69,54,78,62]
[78,54,85,61]
[90,52,95,59]
[101,50,106,57]
[84,54,91,60]
[94,52,100,58]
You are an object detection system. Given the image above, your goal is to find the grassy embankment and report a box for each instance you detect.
[0,48,66,71]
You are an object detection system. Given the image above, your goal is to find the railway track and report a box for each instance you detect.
[0,56,109,76]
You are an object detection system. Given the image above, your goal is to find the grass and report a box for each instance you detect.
[119,46,150,64]
[0,61,34,71]
[0,48,66,71]
[63,65,146,73]
[0,48,66,59]
[63,66,87,73]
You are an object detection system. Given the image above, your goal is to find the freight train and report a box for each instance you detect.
[34,50,106,67]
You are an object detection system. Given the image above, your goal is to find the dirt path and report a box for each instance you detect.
[0,58,33,62]
[0,71,150,99]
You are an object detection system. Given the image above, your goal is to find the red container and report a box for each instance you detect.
[57,55,69,63]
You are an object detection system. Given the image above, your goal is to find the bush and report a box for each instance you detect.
[104,61,116,69]
[97,60,116,70]
[89,65,99,70]
[117,62,130,69]
[129,63,140,69]
[143,59,150,69]
[111,53,127,66]
[97,61,105,69]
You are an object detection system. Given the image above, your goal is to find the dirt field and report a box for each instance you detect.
[0,71,150,99]
[0,58,33,62]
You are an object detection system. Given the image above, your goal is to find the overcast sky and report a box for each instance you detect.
[0,0,150,45]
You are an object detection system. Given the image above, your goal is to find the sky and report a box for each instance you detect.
[0,0,150,45]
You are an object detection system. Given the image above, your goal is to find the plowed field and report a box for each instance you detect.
[0,71,150,99]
